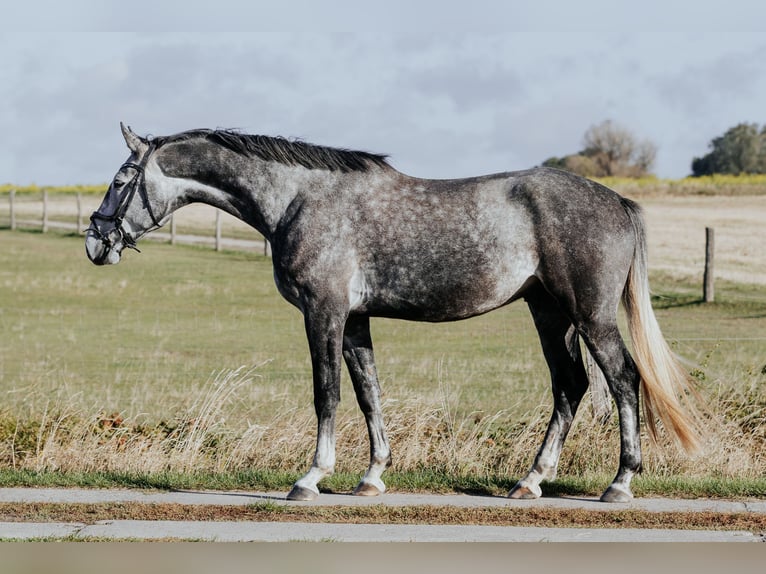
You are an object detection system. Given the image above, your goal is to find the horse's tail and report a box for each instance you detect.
[620,198,701,453]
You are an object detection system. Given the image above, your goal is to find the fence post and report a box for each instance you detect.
[9,189,16,230]
[42,189,49,233]
[703,227,715,303]
[215,210,222,252]
[170,214,177,245]
[76,192,83,233]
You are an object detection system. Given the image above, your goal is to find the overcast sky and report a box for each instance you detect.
[2,1,765,185]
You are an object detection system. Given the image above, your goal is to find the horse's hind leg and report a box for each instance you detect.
[343,316,392,496]
[509,287,589,499]
[579,322,642,502]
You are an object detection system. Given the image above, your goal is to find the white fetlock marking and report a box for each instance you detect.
[525,481,542,498]
[513,468,546,495]
[294,428,336,493]
[314,432,336,473]
[510,480,542,498]
[607,470,636,497]
[361,457,389,487]
[294,465,332,494]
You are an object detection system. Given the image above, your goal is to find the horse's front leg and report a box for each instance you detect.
[287,309,345,501]
[343,315,391,496]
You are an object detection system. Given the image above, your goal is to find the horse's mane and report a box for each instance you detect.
[152,129,391,173]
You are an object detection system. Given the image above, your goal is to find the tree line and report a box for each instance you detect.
[542,120,766,178]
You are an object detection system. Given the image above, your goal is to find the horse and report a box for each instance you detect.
[86,123,700,502]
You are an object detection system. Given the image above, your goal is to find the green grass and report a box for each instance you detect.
[1,229,765,497]
[0,229,310,416]
[0,468,763,499]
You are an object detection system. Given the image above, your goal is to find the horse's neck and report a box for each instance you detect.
[246,163,313,238]
[178,161,309,241]
[176,155,392,242]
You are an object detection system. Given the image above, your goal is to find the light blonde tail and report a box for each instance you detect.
[621,199,701,453]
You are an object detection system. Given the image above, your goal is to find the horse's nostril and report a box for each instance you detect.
[85,234,109,265]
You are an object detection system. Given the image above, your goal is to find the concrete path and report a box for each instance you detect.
[0,488,763,542]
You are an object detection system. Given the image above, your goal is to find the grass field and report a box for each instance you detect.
[1,228,764,497]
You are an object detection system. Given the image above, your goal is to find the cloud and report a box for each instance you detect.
[400,45,526,112]
[3,29,766,184]
[653,44,766,120]
[646,41,766,175]
[1,36,321,184]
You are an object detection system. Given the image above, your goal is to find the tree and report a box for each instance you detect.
[542,120,657,178]
[691,123,766,176]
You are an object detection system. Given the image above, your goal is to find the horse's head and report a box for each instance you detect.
[86,123,169,265]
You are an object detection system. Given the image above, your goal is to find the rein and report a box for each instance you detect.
[89,143,162,252]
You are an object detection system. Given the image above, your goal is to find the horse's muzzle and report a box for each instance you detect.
[85,231,122,265]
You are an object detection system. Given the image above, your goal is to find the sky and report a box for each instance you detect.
[2,1,765,185]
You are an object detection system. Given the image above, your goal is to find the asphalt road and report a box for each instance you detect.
[1,488,764,542]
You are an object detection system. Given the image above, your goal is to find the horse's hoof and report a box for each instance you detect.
[600,485,633,503]
[508,483,541,499]
[353,482,383,497]
[286,485,319,501]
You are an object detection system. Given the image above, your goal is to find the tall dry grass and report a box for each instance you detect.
[1,365,762,484]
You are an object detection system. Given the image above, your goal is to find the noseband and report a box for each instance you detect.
[89,143,162,252]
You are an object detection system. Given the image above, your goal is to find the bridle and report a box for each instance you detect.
[88,143,162,253]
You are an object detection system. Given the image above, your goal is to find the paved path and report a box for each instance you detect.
[0,488,763,542]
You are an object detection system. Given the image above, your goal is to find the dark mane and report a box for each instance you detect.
[153,129,391,173]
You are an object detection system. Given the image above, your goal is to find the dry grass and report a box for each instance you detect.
[1,364,762,487]
[2,501,765,532]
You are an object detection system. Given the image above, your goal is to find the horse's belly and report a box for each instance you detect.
[360,266,534,322]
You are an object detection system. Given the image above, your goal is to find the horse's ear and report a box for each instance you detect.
[120,122,148,154]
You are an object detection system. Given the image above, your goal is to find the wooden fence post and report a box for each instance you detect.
[76,192,83,233]
[9,190,16,230]
[170,214,177,245]
[703,227,715,303]
[215,210,222,252]
[42,189,49,233]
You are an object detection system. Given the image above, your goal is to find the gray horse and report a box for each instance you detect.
[86,124,700,502]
